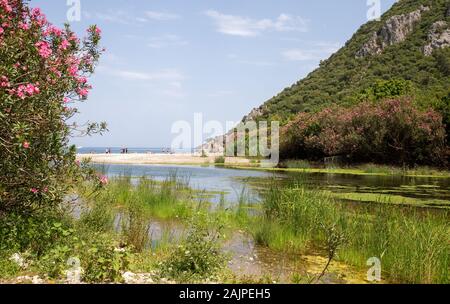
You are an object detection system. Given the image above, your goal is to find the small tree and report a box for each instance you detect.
[0,0,105,214]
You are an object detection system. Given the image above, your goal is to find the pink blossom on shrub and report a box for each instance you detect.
[0,0,105,213]
[35,40,52,58]
[281,98,447,166]
[59,39,70,50]
[77,88,89,97]
[99,175,109,185]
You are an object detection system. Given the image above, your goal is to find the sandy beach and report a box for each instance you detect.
[76,153,252,166]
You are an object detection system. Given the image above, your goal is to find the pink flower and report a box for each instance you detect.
[25,84,39,95]
[30,188,39,194]
[77,88,89,97]
[0,27,4,35]
[44,25,62,37]
[76,76,87,84]
[0,75,9,87]
[18,22,30,30]
[35,41,52,59]
[88,27,102,35]
[59,39,70,50]
[63,97,70,103]
[69,66,78,76]
[23,141,30,149]
[100,175,108,185]
[14,83,40,99]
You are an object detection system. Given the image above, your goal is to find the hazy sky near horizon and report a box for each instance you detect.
[31,0,396,148]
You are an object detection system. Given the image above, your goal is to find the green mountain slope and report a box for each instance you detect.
[249,0,450,124]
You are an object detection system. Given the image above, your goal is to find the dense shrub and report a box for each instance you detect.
[281,98,447,166]
[0,0,105,214]
[356,79,414,103]
[159,218,226,282]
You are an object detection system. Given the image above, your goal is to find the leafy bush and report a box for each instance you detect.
[214,156,226,164]
[356,79,414,102]
[79,235,130,283]
[159,218,226,282]
[0,211,74,257]
[0,0,105,214]
[281,98,447,166]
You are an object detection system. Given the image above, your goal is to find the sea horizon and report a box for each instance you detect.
[76,146,195,154]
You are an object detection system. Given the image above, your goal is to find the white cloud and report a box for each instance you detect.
[145,11,180,21]
[90,10,134,24]
[282,42,341,61]
[205,10,308,37]
[97,67,187,99]
[85,10,180,25]
[147,35,188,49]
[99,67,185,82]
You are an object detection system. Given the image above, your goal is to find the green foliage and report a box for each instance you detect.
[159,216,226,282]
[0,1,105,214]
[356,79,414,102]
[214,156,226,164]
[0,211,74,257]
[79,235,130,283]
[433,48,450,76]
[255,180,450,283]
[281,99,447,166]
[0,209,131,283]
[120,201,151,253]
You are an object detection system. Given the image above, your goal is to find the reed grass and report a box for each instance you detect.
[253,180,450,284]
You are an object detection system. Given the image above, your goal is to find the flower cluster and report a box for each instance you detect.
[11,83,40,99]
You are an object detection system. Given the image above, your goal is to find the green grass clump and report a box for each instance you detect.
[159,215,227,282]
[253,181,450,284]
[214,156,226,164]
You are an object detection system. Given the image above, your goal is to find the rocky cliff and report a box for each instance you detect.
[356,5,430,58]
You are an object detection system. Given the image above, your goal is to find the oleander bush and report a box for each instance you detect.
[280,98,447,166]
[0,0,106,214]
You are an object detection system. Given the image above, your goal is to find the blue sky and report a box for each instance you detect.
[31,0,396,148]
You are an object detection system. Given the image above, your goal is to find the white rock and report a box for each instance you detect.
[122,272,154,284]
[9,253,28,269]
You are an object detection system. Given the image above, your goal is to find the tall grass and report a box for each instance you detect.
[253,181,450,284]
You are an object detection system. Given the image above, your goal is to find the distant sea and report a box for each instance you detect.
[77,147,194,154]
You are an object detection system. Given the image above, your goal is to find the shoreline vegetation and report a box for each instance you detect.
[76,154,450,178]
[2,174,448,284]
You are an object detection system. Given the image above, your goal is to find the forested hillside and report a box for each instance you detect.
[246,0,449,125]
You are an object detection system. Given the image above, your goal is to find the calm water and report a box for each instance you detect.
[95,163,280,203]
[96,164,450,208]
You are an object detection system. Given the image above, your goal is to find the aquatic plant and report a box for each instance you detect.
[254,181,450,284]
